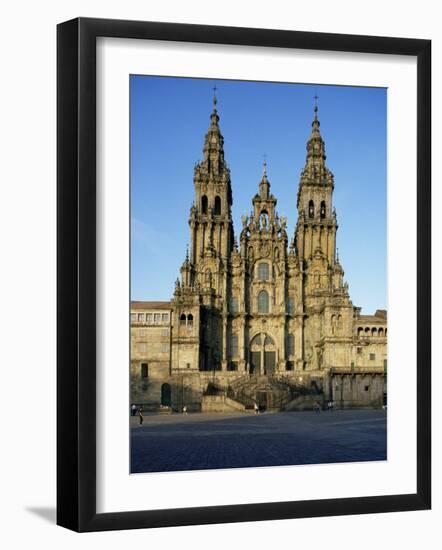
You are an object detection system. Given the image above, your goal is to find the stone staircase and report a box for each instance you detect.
[225,374,323,411]
[201,394,247,413]
[201,374,324,412]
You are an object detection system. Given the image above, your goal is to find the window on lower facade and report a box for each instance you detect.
[369,353,376,361]
[154,313,161,323]
[364,385,370,391]
[161,313,169,323]
[357,347,362,354]
[146,313,153,323]
[230,297,239,314]
[286,361,294,371]
[287,297,295,315]
[258,290,269,313]
[258,262,270,281]
[287,334,295,356]
[230,335,239,357]
[228,361,238,371]
[141,363,148,378]
[138,343,147,353]
[137,313,144,322]
[131,313,136,323]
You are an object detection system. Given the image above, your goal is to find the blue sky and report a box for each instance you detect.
[130,76,386,315]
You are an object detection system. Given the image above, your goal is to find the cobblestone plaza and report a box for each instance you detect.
[130,410,387,473]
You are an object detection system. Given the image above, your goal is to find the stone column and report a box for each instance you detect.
[221,317,228,371]
[298,224,304,259]
[239,317,246,372]
[201,224,205,257]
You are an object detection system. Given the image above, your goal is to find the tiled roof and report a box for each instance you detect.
[131,301,172,310]
[357,315,387,325]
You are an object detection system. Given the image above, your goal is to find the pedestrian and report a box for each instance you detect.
[138,406,143,426]
[327,401,332,412]
[131,403,137,416]
[182,405,187,415]
[314,401,321,413]
[254,401,259,415]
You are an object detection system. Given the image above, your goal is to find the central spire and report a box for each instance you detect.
[259,158,270,199]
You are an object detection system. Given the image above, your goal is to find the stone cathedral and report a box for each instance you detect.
[130,96,387,412]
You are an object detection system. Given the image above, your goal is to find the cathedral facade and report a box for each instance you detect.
[130,97,387,412]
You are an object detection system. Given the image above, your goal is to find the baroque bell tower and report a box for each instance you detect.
[188,91,234,305]
[295,100,337,265]
[172,92,234,373]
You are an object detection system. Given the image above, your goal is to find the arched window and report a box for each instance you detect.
[214,196,221,215]
[258,290,269,313]
[230,334,238,357]
[264,335,274,346]
[230,297,239,314]
[372,327,377,337]
[251,334,262,346]
[379,328,384,337]
[365,327,370,336]
[287,334,295,356]
[358,327,364,337]
[187,313,193,327]
[201,195,208,214]
[287,297,295,315]
[308,200,314,218]
[258,262,269,281]
[320,200,326,219]
[180,313,186,326]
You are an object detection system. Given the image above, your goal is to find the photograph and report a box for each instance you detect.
[129,76,388,474]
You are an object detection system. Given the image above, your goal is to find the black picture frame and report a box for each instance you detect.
[57,17,431,532]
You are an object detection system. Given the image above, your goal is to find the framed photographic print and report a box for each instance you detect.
[57,17,431,532]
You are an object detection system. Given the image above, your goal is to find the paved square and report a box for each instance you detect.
[130,410,387,473]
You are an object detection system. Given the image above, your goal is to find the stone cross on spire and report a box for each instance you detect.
[212,85,218,109]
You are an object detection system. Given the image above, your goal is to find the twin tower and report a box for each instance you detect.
[171,94,352,376]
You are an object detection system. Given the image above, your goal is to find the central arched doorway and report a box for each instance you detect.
[249,333,276,375]
[161,383,172,407]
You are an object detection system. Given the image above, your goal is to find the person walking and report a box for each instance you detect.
[131,403,137,416]
[254,401,259,415]
[182,405,187,415]
[138,406,143,426]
